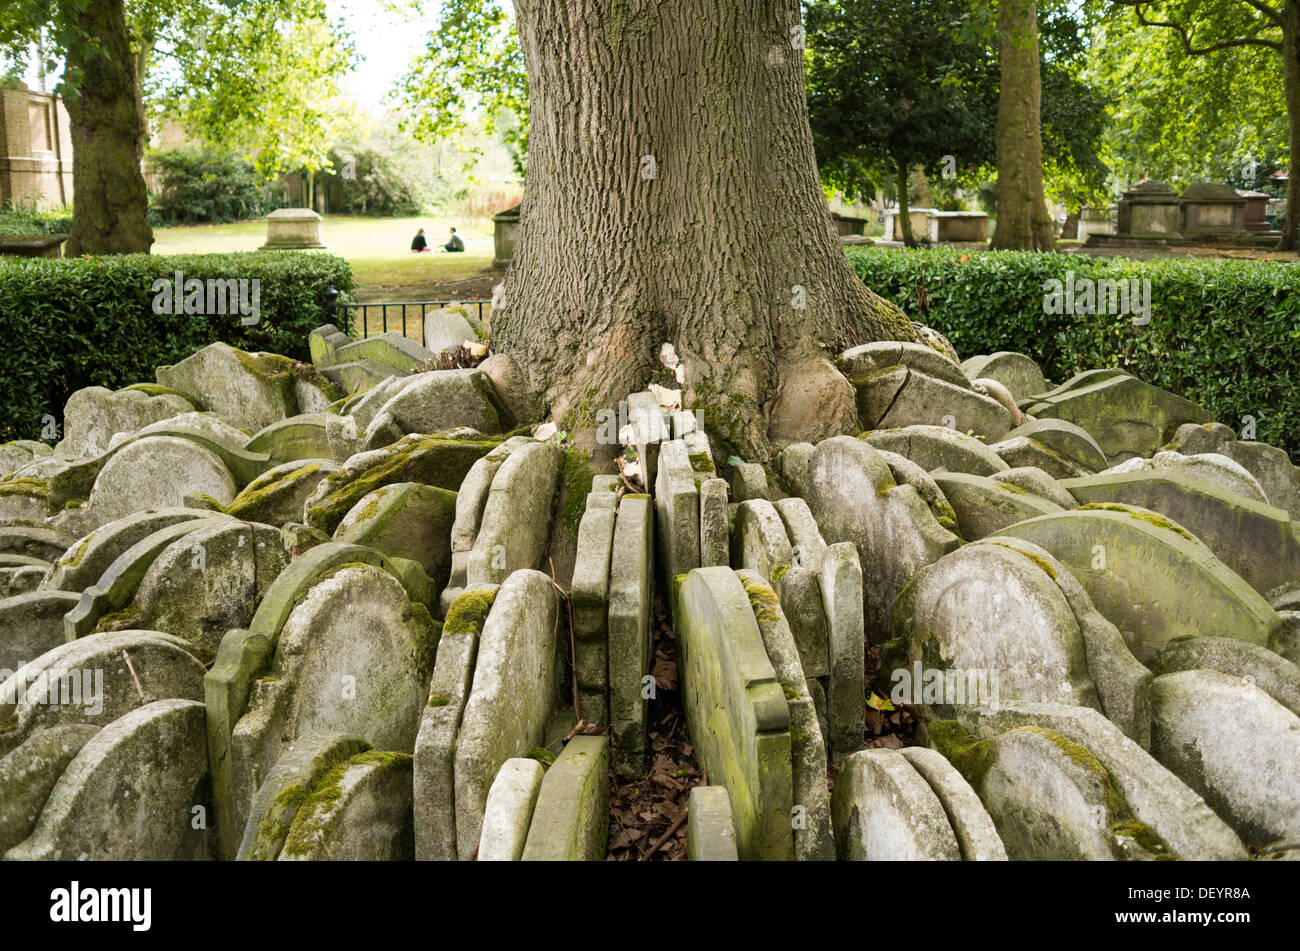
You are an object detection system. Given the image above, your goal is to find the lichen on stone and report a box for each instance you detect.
[279,750,411,857]
[1078,502,1195,541]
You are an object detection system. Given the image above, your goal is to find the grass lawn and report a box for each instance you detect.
[151,214,502,298]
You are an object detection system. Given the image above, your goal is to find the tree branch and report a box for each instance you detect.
[1113,1,1283,54]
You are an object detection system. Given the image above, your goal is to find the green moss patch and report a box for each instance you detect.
[740,575,783,625]
[279,750,411,857]
[557,447,595,545]
[443,587,498,637]
[1078,502,1195,541]
[0,477,49,500]
[305,435,496,533]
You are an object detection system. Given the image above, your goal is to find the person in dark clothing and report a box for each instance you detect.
[443,227,465,252]
[410,228,428,252]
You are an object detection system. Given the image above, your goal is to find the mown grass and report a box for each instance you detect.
[151,214,498,292]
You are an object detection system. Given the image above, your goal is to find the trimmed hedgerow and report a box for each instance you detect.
[848,246,1300,460]
[0,251,352,442]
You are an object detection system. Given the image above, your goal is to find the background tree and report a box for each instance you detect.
[494,0,918,463]
[1038,3,1112,211]
[396,0,529,173]
[806,0,1108,241]
[136,0,357,204]
[1087,7,1285,188]
[0,0,355,252]
[805,0,999,246]
[1,0,152,254]
[1105,0,1294,249]
[991,0,1056,248]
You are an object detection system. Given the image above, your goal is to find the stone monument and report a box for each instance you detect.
[260,208,326,250]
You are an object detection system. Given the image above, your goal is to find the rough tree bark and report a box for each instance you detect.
[495,0,917,462]
[990,0,1055,251]
[62,0,153,257]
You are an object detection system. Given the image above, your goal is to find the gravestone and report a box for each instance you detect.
[676,567,792,861]
[478,757,545,861]
[454,570,558,858]
[831,749,961,861]
[608,494,655,774]
[6,698,210,861]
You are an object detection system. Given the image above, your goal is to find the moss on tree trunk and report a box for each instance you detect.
[62,0,153,257]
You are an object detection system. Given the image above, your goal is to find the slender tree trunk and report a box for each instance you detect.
[62,0,153,256]
[1279,0,1299,251]
[896,162,917,246]
[134,35,154,145]
[990,0,1055,251]
[497,0,917,461]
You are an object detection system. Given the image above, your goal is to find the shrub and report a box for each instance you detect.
[0,252,353,443]
[148,148,278,226]
[0,203,74,235]
[847,246,1300,461]
[326,146,425,217]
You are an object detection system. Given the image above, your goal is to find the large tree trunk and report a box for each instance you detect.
[1279,0,1300,252]
[496,0,916,462]
[62,0,153,256]
[990,0,1055,251]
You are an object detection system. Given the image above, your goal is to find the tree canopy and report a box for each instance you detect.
[395,0,528,173]
[1090,1,1287,188]
[805,0,1109,214]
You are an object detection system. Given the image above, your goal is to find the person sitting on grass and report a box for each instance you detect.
[411,228,429,252]
[443,227,465,253]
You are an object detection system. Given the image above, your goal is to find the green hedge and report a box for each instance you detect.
[847,247,1300,461]
[0,252,353,442]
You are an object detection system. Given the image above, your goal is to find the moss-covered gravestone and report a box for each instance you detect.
[520,735,609,861]
[453,569,558,858]
[676,566,792,861]
[5,698,210,860]
[992,506,1280,662]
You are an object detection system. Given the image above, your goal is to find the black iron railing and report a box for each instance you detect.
[324,283,491,340]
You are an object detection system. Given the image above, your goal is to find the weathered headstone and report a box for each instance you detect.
[278,750,415,861]
[478,757,545,861]
[993,506,1280,661]
[831,748,961,861]
[686,785,739,861]
[608,494,654,774]
[466,442,561,586]
[454,570,558,858]
[1149,668,1300,846]
[520,735,609,861]
[5,698,210,860]
[414,586,495,861]
[571,489,618,722]
[676,567,792,860]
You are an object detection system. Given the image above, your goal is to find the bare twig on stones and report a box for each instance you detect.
[642,810,688,860]
[121,650,146,704]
